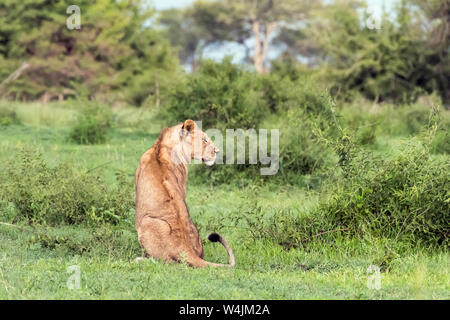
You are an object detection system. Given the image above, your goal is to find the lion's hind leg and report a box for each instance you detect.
[136,217,173,262]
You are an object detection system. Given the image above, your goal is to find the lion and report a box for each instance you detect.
[135,119,235,267]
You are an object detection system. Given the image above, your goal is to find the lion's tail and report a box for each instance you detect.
[185,233,235,268]
[200,233,234,267]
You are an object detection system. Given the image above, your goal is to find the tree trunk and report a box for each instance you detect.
[191,41,204,72]
[252,20,277,73]
[191,58,200,72]
[252,19,264,73]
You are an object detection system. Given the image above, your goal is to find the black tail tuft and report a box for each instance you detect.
[208,233,221,242]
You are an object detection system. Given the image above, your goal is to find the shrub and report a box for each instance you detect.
[0,147,134,226]
[69,102,113,144]
[257,73,298,113]
[189,108,336,186]
[0,105,20,126]
[239,134,449,249]
[260,74,338,179]
[167,58,268,129]
[430,109,450,154]
[338,102,380,146]
[317,132,449,247]
[431,130,450,154]
[404,105,431,135]
[270,55,311,82]
[357,122,377,145]
[276,91,336,176]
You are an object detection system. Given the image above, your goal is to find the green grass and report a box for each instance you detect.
[1,204,448,299]
[0,101,448,299]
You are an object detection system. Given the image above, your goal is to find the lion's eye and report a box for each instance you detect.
[203,137,208,143]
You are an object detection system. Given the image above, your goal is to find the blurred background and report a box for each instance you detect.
[0,0,448,107]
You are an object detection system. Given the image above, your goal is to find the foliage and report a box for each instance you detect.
[317,128,449,247]
[242,135,449,249]
[0,147,134,226]
[159,4,230,70]
[231,203,331,250]
[431,130,450,155]
[274,84,336,175]
[0,0,179,105]
[1,0,448,106]
[167,58,267,129]
[338,95,449,150]
[0,103,20,126]
[69,102,113,144]
[273,0,450,104]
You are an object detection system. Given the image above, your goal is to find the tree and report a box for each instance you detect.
[159,7,213,71]
[159,8,199,70]
[0,0,179,105]
[278,0,450,104]
[159,1,248,71]
[183,0,318,73]
[409,0,450,103]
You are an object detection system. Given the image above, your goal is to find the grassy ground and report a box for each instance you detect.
[0,102,448,299]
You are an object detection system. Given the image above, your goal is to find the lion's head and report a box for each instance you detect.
[175,119,219,166]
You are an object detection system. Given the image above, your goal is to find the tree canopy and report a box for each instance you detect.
[0,0,179,105]
[0,0,448,105]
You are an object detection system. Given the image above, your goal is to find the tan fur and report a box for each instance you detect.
[135,120,235,267]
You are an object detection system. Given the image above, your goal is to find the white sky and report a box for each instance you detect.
[151,0,194,10]
[152,0,395,11]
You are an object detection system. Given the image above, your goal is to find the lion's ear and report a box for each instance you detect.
[182,119,195,134]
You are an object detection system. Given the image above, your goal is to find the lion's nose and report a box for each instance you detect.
[214,148,219,154]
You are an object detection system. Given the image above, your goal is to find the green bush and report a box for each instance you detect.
[430,109,450,154]
[317,132,449,247]
[69,102,113,144]
[276,88,336,176]
[357,123,377,146]
[404,105,431,135]
[257,73,297,113]
[167,58,268,129]
[0,147,134,226]
[260,74,338,179]
[270,55,312,82]
[338,103,380,146]
[240,135,449,249]
[431,130,450,154]
[0,105,20,126]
